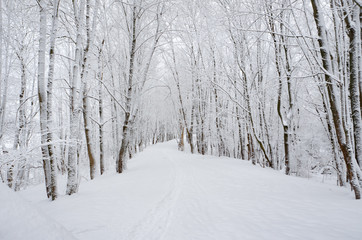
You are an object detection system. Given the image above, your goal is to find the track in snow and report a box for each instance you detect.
[125,149,183,240]
[16,141,362,240]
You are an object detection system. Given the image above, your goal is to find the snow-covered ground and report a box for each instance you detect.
[2,141,362,240]
[0,182,76,240]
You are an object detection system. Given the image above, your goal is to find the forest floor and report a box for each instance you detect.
[1,140,362,240]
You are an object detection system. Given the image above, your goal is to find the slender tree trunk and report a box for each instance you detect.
[13,57,26,150]
[345,5,362,168]
[232,35,272,166]
[0,0,3,144]
[58,95,67,174]
[244,77,272,167]
[319,85,346,186]
[83,95,96,179]
[81,0,99,180]
[170,36,191,152]
[110,73,119,160]
[213,87,225,156]
[37,0,52,199]
[67,0,85,195]
[10,58,27,191]
[188,103,195,153]
[117,4,137,173]
[0,1,10,149]
[98,40,105,175]
[178,125,185,151]
[359,6,362,112]
[45,0,60,200]
[267,6,292,175]
[212,53,225,157]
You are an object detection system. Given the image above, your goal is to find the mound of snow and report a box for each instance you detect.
[0,183,77,240]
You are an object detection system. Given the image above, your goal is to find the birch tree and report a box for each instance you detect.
[80,0,99,180]
[116,0,164,173]
[37,0,58,200]
[0,0,3,145]
[66,0,86,195]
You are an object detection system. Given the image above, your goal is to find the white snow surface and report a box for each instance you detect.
[2,141,362,240]
[0,182,76,240]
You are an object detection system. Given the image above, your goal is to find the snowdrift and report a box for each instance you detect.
[0,183,77,240]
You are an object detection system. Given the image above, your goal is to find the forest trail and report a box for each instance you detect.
[4,141,362,240]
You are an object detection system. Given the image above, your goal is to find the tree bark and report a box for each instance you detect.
[311,0,361,199]
[98,40,105,175]
[81,0,99,180]
[37,0,52,199]
[0,0,3,144]
[267,5,292,175]
[344,4,362,168]
[44,0,61,200]
[66,0,85,195]
[117,4,137,173]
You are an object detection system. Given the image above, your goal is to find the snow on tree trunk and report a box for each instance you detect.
[37,0,52,199]
[81,0,99,180]
[66,0,86,195]
[0,0,3,144]
[0,0,10,148]
[13,58,26,150]
[266,4,293,175]
[310,0,361,199]
[344,5,362,168]
[45,0,61,200]
[117,4,137,174]
[98,40,105,175]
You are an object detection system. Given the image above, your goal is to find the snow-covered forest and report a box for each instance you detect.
[1,0,362,238]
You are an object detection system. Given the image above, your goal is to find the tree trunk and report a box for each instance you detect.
[178,125,185,151]
[311,0,361,199]
[267,6,292,175]
[66,0,85,195]
[117,4,137,173]
[81,0,99,180]
[320,86,346,186]
[98,40,105,175]
[37,0,52,199]
[0,0,3,144]
[13,57,26,150]
[44,0,60,200]
[345,5,362,168]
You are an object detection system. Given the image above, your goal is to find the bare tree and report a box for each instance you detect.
[310,0,361,199]
[66,0,86,195]
[37,0,57,200]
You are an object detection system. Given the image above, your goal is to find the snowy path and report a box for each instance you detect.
[10,141,362,239]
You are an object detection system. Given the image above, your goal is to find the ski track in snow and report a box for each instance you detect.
[124,149,183,240]
[5,140,362,240]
